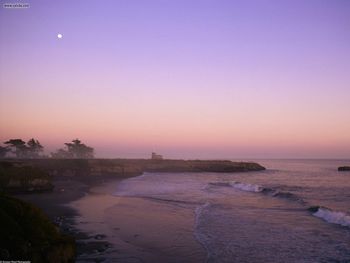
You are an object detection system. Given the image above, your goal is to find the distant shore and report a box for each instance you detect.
[4,158,266,177]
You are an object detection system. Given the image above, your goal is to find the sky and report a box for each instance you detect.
[0,0,349,159]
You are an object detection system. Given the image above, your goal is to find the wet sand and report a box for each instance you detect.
[15,176,206,262]
[14,176,118,261]
[14,177,89,220]
[70,180,206,262]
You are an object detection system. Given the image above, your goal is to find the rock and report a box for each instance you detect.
[0,162,54,193]
[307,206,320,213]
[338,166,350,171]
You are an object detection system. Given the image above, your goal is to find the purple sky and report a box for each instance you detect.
[1,0,349,158]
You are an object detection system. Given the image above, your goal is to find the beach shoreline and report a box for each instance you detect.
[14,174,206,262]
[14,175,123,261]
[68,176,207,262]
[5,159,265,262]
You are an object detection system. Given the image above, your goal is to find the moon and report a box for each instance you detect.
[57,33,63,39]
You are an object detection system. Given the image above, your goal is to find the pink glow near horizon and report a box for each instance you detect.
[0,0,349,158]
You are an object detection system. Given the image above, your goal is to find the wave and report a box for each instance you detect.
[207,181,263,192]
[230,182,262,192]
[141,196,202,206]
[114,194,203,206]
[194,202,211,261]
[195,202,211,220]
[309,206,350,227]
[206,181,350,228]
[208,182,232,187]
[272,191,305,203]
[206,181,306,203]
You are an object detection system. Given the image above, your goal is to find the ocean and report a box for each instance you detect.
[72,159,350,262]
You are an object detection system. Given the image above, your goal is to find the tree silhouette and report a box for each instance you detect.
[51,148,72,159]
[51,139,94,159]
[65,139,94,158]
[27,138,44,158]
[4,139,27,158]
[0,146,9,158]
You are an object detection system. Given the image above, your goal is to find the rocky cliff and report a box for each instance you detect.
[5,158,266,177]
[0,162,54,193]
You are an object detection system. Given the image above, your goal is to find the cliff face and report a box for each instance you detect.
[141,160,266,173]
[7,159,266,178]
[0,194,75,262]
[0,162,54,193]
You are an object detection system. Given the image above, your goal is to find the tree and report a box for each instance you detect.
[4,139,27,158]
[65,139,94,158]
[27,138,44,158]
[0,146,9,158]
[50,148,72,159]
[4,138,44,158]
[51,139,94,159]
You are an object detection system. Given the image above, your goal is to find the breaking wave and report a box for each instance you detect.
[310,207,350,227]
[207,181,263,192]
[230,182,262,192]
[207,181,350,229]
[207,182,232,187]
[206,181,305,203]
[272,191,305,203]
[141,196,202,206]
[194,202,212,261]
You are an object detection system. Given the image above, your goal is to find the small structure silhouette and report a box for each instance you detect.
[151,152,163,160]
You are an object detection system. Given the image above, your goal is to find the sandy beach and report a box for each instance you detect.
[14,175,206,262]
[70,178,206,262]
[10,160,350,262]
[14,176,118,262]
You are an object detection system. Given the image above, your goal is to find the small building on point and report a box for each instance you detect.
[151,152,163,160]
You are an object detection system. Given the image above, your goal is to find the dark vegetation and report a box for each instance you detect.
[0,194,75,262]
[0,163,74,262]
[3,138,43,158]
[51,139,94,159]
[0,138,94,159]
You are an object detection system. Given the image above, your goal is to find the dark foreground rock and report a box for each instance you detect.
[0,194,75,262]
[338,166,350,171]
[307,206,320,213]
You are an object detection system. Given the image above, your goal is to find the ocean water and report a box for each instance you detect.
[73,159,350,262]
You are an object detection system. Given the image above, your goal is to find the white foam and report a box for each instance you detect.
[194,202,211,261]
[230,182,262,193]
[195,202,211,221]
[313,208,350,227]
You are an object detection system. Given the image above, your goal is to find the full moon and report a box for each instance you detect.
[57,33,63,39]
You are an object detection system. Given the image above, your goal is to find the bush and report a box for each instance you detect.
[0,194,75,262]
